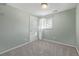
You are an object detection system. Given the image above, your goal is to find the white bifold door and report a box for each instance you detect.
[29,16,38,42]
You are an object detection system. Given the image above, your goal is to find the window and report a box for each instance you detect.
[39,17,52,29]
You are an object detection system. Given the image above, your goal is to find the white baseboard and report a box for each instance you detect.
[75,48,79,55]
[43,39,76,48]
[0,40,36,55]
[0,38,78,55]
[43,39,79,55]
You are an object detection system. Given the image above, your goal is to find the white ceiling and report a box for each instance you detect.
[7,3,77,17]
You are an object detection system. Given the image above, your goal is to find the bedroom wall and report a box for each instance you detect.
[0,5,30,53]
[42,8,76,46]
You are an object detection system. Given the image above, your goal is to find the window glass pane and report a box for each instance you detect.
[39,17,52,29]
[39,18,46,29]
[46,18,52,29]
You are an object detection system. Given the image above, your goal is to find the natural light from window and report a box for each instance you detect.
[39,17,52,29]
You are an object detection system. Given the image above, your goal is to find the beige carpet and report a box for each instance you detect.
[0,40,78,56]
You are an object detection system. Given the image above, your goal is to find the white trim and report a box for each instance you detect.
[0,39,78,55]
[43,39,79,55]
[0,40,35,55]
[43,39,76,48]
[75,48,79,55]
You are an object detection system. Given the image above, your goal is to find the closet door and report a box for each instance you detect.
[30,16,38,42]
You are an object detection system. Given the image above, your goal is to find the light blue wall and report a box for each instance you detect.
[42,8,76,46]
[0,5,30,53]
